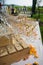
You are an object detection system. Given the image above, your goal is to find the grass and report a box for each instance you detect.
[40,26,43,42]
[40,14,43,22]
[32,14,43,22]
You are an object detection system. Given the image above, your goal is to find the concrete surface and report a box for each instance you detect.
[11,22,43,65]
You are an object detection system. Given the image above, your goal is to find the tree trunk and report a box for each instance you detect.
[31,0,37,17]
